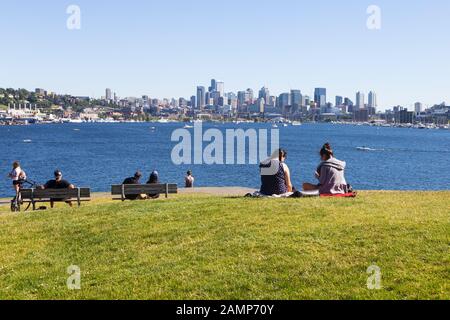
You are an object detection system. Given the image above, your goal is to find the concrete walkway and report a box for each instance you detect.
[0,187,256,206]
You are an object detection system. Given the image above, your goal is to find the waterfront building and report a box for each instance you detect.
[335,96,343,107]
[353,109,369,122]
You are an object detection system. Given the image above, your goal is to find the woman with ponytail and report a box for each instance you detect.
[303,143,349,195]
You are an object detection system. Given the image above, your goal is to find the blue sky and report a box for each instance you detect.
[1,0,449,110]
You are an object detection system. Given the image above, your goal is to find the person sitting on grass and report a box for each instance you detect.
[259,148,293,196]
[40,170,75,208]
[122,171,146,200]
[146,170,160,199]
[303,143,349,195]
[185,170,195,188]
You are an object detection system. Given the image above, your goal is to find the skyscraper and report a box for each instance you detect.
[290,90,302,109]
[190,96,196,109]
[368,91,377,109]
[196,86,205,110]
[356,92,365,110]
[106,88,112,101]
[216,81,225,97]
[414,102,423,113]
[208,79,217,92]
[258,87,270,105]
[335,96,343,107]
[314,88,327,111]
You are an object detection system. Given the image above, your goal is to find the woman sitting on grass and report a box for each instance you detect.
[259,149,293,196]
[303,143,349,195]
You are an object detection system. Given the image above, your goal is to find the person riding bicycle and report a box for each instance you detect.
[8,161,27,197]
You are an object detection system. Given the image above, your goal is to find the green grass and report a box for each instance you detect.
[0,191,449,300]
[0,104,8,110]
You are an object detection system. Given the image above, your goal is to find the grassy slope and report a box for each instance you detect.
[0,192,449,300]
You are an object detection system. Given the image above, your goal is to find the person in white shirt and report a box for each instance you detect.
[8,161,27,195]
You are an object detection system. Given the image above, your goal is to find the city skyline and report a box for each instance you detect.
[1,1,450,109]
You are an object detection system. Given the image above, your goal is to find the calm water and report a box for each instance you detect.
[1,122,449,197]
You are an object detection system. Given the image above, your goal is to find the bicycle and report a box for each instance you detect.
[10,179,40,212]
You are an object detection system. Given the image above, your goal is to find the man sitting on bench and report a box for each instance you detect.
[122,171,147,200]
[40,170,75,208]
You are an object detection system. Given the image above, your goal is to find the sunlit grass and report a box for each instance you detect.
[0,191,449,300]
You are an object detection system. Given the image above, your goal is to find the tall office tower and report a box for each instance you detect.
[414,102,423,113]
[237,91,246,108]
[368,91,377,109]
[356,92,365,110]
[314,88,327,111]
[209,79,217,92]
[258,98,265,114]
[245,88,254,104]
[106,88,112,101]
[302,95,310,107]
[335,96,343,107]
[290,90,302,109]
[278,93,290,109]
[216,81,225,97]
[196,86,206,110]
[258,87,270,103]
[190,96,196,109]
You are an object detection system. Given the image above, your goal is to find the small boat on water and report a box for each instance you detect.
[356,146,376,152]
[292,122,302,126]
[183,125,194,129]
[23,139,32,143]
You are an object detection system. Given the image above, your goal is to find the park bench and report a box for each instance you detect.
[19,188,91,210]
[111,184,178,201]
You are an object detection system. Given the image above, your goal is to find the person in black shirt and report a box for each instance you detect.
[122,171,145,200]
[146,170,160,199]
[40,170,75,208]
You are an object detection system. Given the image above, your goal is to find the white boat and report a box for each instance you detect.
[23,139,32,143]
[158,119,169,124]
[272,124,278,128]
[356,146,376,152]
[292,121,302,126]
[183,125,194,129]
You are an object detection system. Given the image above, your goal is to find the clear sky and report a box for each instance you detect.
[1,0,449,110]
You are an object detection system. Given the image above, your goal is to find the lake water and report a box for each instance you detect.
[1,122,449,197]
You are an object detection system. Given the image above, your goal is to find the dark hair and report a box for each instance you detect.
[134,171,142,179]
[279,149,287,161]
[13,161,20,169]
[187,170,192,176]
[54,169,62,177]
[320,143,334,159]
[148,171,159,184]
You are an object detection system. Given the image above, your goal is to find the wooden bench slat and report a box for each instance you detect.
[20,188,91,199]
[111,184,178,195]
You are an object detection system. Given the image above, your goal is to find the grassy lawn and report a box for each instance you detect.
[0,191,449,300]
[0,104,8,110]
